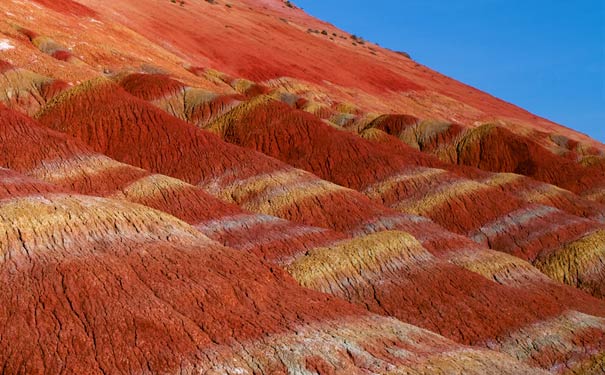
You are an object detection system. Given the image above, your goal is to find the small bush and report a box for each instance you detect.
[350,34,365,44]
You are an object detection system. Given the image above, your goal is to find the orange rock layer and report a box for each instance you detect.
[0,0,604,373]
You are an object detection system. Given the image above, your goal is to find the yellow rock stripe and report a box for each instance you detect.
[112,173,189,201]
[207,95,274,136]
[582,188,605,203]
[394,179,488,216]
[481,172,524,187]
[0,194,211,265]
[0,68,55,114]
[287,230,433,296]
[209,168,349,214]
[29,154,127,184]
[534,230,605,295]
[446,248,551,286]
[363,168,448,200]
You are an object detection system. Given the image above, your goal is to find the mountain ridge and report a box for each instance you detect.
[0,0,604,373]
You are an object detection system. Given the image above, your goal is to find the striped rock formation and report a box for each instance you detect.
[5,176,548,374]
[0,0,604,374]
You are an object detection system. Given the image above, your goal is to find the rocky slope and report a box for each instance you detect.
[0,0,604,374]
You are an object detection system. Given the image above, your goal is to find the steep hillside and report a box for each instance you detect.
[1,0,604,374]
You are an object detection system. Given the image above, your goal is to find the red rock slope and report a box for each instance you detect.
[0,0,605,373]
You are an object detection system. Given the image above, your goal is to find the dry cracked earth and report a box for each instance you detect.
[0,0,604,374]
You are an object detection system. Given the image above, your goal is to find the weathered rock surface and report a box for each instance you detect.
[0,0,604,373]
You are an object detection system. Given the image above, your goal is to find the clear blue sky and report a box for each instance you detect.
[295,0,605,142]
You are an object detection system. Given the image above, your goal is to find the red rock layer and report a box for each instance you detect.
[75,0,603,151]
[0,0,603,372]
[118,73,186,101]
[367,115,605,198]
[203,97,605,296]
[34,79,424,233]
[455,125,605,193]
[29,82,605,372]
[0,116,556,374]
[206,97,600,230]
[118,73,244,127]
[367,114,466,154]
[0,167,65,199]
[6,177,506,373]
[32,0,97,17]
[0,60,13,73]
[363,128,605,222]
[0,104,340,264]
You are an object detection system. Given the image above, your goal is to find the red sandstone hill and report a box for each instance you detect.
[1,0,604,374]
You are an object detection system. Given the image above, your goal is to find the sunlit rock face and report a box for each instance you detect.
[0,0,604,373]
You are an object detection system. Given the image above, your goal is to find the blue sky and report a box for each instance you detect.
[294,0,605,142]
